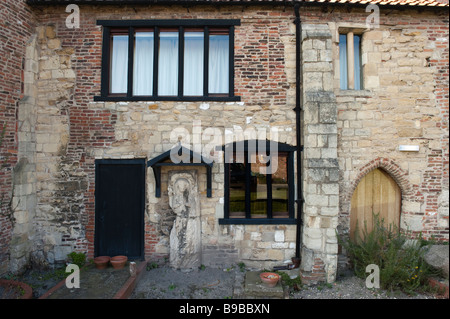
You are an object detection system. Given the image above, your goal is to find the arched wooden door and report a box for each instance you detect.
[350,168,401,241]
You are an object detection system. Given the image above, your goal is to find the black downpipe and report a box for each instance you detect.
[294,4,304,260]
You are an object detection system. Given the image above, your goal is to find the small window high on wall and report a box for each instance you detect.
[339,32,362,90]
[96,19,240,102]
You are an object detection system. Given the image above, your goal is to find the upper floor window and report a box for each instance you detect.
[95,20,240,102]
[339,32,362,90]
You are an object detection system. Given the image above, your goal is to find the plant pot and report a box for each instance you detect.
[94,256,110,269]
[0,279,33,299]
[259,272,280,288]
[110,256,128,269]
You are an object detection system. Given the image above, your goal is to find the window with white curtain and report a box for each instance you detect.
[339,33,362,90]
[209,34,229,95]
[158,31,179,96]
[110,34,129,94]
[133,31,154,96]
[98,20,240,101]
[184,31,204,96]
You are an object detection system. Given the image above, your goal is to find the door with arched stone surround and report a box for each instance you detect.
[350,168,401,241]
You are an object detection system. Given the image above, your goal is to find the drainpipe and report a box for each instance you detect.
[294,3,304,260]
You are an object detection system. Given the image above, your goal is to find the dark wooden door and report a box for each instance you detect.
[95,159,145,259]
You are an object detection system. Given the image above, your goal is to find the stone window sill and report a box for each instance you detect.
[219,218,297,225]
[335,89,372,98]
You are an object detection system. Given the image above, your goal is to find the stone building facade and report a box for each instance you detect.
[0,0,448,284]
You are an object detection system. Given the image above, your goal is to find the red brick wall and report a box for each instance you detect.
[0,0,35,274]
[426,22,449,240]
[234,12,292,106]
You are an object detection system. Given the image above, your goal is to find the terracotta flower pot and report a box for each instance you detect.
[260,272,280,288]
[110,256,128,269]
[94,256,110,269]
[0,279,33,299]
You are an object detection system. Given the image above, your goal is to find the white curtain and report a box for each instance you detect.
[110,35,129,94]
[209,35,229,94]
[133,32,154,96]
[158,32,179,96]
[339,34,348,90]
[184,32,204,96]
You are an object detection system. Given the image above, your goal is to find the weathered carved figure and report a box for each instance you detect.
[168,171,201,270]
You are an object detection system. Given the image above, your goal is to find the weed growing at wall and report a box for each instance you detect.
[339,214,437,295]
[67,252,86,269]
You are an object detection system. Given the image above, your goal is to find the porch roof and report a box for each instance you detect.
[25,0,449,8]
[147,145,214,198]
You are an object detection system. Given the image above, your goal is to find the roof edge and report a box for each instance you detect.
[25,0,449,9]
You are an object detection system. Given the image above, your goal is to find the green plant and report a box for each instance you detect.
[275,271,302,290]
[147,262,158,271]
[67,251,86,268]
[339,213,436,294]
[47,268,68,280]
[317,282,333,291]
[238,262,246,272]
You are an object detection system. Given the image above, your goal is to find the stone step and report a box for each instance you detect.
[240,271,289,299]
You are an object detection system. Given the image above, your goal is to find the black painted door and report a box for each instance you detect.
[95,159,145,259]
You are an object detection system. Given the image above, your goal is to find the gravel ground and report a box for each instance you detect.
[4,264,442,299]
[130,266,439,300]
[131,266,237,299]
[291,272,437,299]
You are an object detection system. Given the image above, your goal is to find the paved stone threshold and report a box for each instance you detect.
[233,271,290,299]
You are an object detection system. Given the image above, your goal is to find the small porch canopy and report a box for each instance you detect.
[147,144,213,198]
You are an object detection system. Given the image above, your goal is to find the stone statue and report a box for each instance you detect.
[168,171,201,270]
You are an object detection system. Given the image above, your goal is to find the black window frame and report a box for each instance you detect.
[95,19,241,102]
[219,140,297,225]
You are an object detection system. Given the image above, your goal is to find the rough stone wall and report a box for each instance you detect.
[9,34,39,274]
[0,0,35,275]
[33,24,81,266]
[298,6,449,283]
[326,9,449,242]
[299,22,340,283]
